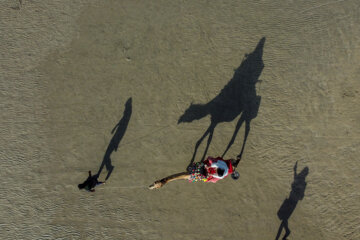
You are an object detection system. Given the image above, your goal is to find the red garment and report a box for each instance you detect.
[203,156,234,183]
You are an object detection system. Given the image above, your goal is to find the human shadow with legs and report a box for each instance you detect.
[178,37,265,170]
[97,97,132,180]
[275,161,309,240]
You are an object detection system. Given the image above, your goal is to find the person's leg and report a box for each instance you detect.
[275,221,284,240]
[96,181,105,186]
[149,172,190,189]
[282,220,291,240]
[94,174,105,187]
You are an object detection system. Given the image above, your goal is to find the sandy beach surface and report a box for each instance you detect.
[1,0,359,239]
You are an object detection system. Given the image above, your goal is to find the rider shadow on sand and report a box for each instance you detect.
[275,161,309,240]
[97,97,132,180]
[178,37,265,169]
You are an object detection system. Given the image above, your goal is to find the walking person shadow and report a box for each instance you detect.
[78,171,105,192]
[275,161,309,240]
[178,37,265,170]
[97,97,132,181]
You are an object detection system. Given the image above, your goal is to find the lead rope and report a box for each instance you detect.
[96,185,147,190]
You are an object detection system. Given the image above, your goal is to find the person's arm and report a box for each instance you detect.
[293,161,298,178]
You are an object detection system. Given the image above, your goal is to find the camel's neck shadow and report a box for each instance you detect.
[178,37,265,166]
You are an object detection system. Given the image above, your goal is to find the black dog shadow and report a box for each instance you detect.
[275,161,309,240]
[97,97,132,180]
[178,37,265,169]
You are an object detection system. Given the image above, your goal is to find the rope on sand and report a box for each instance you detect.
[96,185,148,190]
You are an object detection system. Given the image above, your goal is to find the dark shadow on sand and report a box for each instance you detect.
[275,161,309,240]
[78,171,104,192]
[178,37,265,169]
[97,97,132,180]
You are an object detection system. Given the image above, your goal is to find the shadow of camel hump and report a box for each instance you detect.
[178,37,265,168]
[275,161,309,240]
[97,97,132,180]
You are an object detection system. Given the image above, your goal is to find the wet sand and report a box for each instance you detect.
[1,0,360,239]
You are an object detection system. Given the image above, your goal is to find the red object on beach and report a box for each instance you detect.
[203,156,234,183]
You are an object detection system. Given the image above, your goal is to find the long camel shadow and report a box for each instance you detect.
[275,161,309,240]
[178,37,265,169]
[97,97,132,180]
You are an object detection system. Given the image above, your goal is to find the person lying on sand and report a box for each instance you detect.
[78,171,105,192]
[149,156,240,189]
